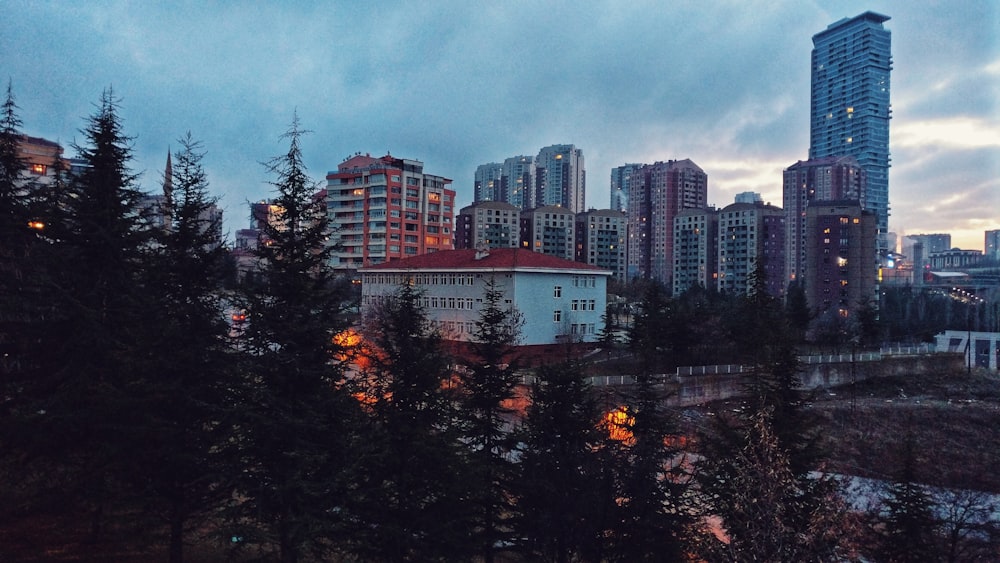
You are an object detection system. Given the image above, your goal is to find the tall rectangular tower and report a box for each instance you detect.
[626,159,708,285]
[783,155,866,286]
[326,154,455,270]
[536,144,585,213]
[810,12,891,251]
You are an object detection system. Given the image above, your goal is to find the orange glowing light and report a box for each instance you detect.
[604,406,635,445]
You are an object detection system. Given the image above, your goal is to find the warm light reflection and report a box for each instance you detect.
[604,406,635,445]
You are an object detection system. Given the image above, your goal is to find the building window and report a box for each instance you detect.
[553,286,562,298]
[553,310,561,322]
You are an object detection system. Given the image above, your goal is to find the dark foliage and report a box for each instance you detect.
[230,116,358,563]
[344,282,470,562]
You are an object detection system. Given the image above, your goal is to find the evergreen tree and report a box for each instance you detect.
[628,281,672,373]
[876,432,941,562]
[17,89,154,541]
[513,359,608,562]
[132,134,235,563]
[232,117,357,563]
[698,408,850,562]
[0,79,37,399]
[605,376,700,561]
[345,281,469,561]
[697,262,847,560]
[457,275,524,563]
[784,279,811,344]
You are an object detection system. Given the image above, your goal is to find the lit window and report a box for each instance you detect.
[30,163,46,175]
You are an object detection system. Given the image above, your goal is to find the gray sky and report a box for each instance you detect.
[3,0,998,251]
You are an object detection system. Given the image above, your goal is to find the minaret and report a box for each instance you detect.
[162,148,173,231]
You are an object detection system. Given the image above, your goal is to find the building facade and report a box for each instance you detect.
[626,159,708,285]
[717,202,785,297]
[903,233,952,257]
[672,207,718,296]
[454,200,522,250]
[359,248,610,345]
[783,156,866,287]
[810,11,892,252]
[804,201,878,316]
[610,163,643,214]
[520,205,576,261]
[928,249,983,270]
[503,155,537,210]
[473,162,504,203]
[986,229,1000,262]
[575,209,627,280]
[326,154,455,270]
[535,144,586,213]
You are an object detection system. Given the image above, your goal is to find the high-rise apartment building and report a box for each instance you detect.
[520,205,576,261]
[805,201,878,315]
[986,229,1000,262]
[783,155,866,286]
[473,162,504,203]
[454,201,521,250]
[672,207,718,296]
[810,12,892,251]
[503,155,537,209]
[535,144,585,213]
[575,209,627,280]
[626,159,708,285]
[717,201,785,297]
[610,163,642,213]
[326,154,455,270]
[473,147,581,212]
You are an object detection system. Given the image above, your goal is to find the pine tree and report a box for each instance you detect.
[456,275,524,563]
[698,407,850,562]
[876,433,941,562]
[132,134,235,563]
[345,281,469,561]
[20,89,154,541]
[0,79,36,398]
[628,281,672,373]
[605,376,700,561]
[232,116,357,563]
[697,262,847,560]
[513,359,608,563]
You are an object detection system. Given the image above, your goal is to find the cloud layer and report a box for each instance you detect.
[3,0,997,250]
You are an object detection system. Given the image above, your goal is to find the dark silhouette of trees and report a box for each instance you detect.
[874,432,942,562]
[28,89,154,541]
[230,117,358,563]
[344,281,469,562]
[697,264,849,561]
[134,134,236,563]
[512,358,609,562]
[457,275,524,563]
[603,376,702,561]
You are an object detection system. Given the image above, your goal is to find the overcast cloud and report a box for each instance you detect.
[3,0,997,250]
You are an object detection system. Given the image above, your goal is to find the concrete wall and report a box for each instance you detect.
[666,353,965,406]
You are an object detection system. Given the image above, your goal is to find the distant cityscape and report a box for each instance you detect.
[14,11,1000,336]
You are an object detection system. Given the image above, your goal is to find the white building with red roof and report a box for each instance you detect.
[359,248,610,346]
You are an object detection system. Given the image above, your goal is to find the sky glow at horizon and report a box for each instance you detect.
[2,1,997,252]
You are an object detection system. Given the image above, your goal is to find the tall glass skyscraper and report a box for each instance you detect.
[810,12,892,252]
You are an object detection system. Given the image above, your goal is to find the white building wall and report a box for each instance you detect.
[361,268,607,346]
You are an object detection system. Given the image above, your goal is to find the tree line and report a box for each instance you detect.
[1,84,995,562]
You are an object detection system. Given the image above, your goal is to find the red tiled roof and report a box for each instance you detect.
[360,248,608,273]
